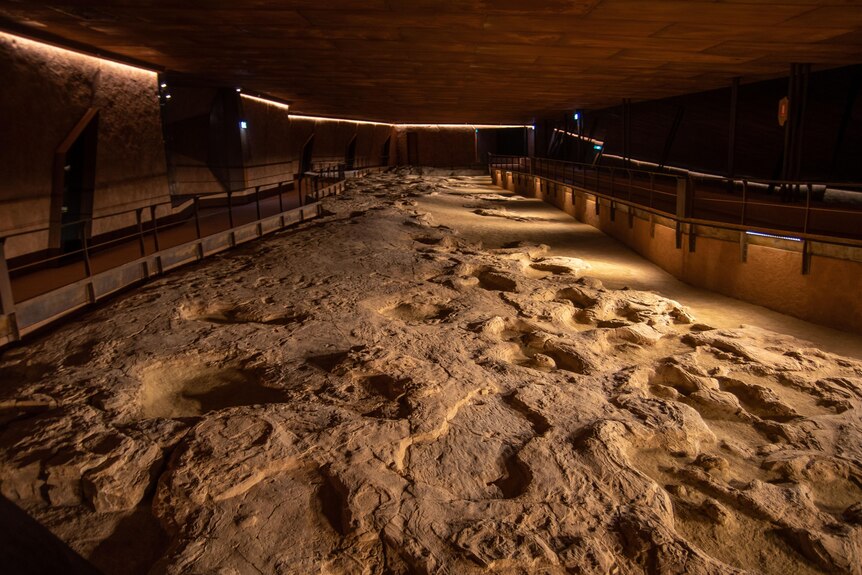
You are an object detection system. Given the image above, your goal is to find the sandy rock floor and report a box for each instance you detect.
[1,171,861,575]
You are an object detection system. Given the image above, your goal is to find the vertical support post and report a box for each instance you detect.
[804,183,812,234]
[781,64,796,183]
[741,180,748,226]
[793,64,811,182]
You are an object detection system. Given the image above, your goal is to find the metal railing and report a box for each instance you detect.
[0,163,389,347]
[5,177,299,285]
[489,154,862,244]
[2,160,383,284]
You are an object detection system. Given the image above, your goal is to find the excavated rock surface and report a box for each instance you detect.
[1,172,861,575]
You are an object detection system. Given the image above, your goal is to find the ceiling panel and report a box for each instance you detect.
[1,0,861,122]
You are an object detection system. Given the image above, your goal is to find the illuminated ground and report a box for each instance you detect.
[1,171,861,575]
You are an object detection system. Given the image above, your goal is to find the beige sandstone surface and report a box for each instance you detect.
[1,171,861,575]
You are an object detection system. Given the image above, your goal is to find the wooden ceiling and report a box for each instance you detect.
[3,1,862,123]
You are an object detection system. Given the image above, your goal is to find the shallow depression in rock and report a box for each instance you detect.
[138,362,287,419]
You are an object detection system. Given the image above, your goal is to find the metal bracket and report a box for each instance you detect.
[740,231,748,262]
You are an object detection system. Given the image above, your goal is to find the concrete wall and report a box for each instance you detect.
[394,127,477,167]
[497,171,862,333]
[0,32,169,259]
[233,98,396,189]
[239,98,295,188]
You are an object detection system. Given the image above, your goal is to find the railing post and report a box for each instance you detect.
[804,183,812,234]
[227,190,234,228]
[741,180,748,226]
[150,205,161,252]
[0,238,18,329]
[255,185,262,220]
[80,223,96,303]
[80,225,92,277]
[278,183,284,213]
[136,208,147,257]
[193,197,202,239]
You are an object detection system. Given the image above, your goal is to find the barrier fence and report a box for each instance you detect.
[0,163,383,347]
[489,154,862,244]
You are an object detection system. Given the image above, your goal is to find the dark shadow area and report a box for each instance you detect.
[0,494,102,575]
[306,351,350,373]
[87,500,168,575]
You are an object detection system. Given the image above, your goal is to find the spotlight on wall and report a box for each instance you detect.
[573,112,580,121]
[240,120,248,129]
[160,82,167,88]
[236,87,242,93]
[165,94,172,100]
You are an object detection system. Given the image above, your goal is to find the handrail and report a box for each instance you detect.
[1,161,384,244]
[0,178,287,242]
[489,154,862,190]
[489,154,862,245]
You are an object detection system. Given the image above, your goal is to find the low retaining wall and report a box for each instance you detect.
[492,169,862,334]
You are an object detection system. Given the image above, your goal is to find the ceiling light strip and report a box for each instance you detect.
[0,29,159,75]
[244,94,532,129]
[240,93,291,111]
